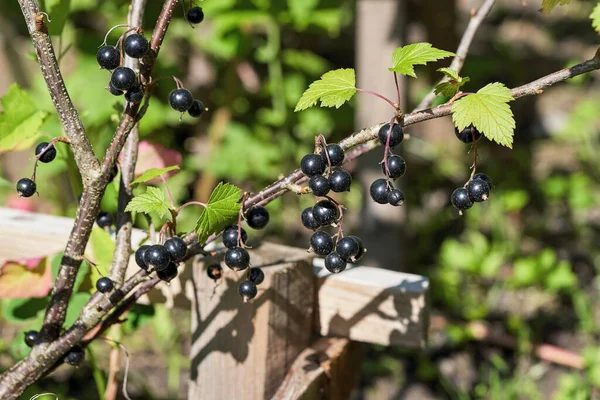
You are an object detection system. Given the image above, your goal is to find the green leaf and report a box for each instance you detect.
[437,67,460,81]
[388,42,454,78]
[544,261,577,292]
[87,228,114,289]
[42,0,71,35]
[0,84,48,152]
[294,68,356,112]
[434,68,471,97]
[130,165,180,186]
[125,186,172,219]
[591,2,600,33]
[451,83,515,148]
[287,0,319,29]
[195,182,241,244]
[541,0,571,14]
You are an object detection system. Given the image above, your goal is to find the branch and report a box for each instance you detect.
[414,0,497,111]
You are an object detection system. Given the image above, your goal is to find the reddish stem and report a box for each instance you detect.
[355,88,397,109]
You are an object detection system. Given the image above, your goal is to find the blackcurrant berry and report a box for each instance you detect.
[143,245,171,271]
[382,155,406,179]
[16,178,36,198]
[96,211,113,228]
[467,179,490,202]
[329,169,352,193]
[324,252,347,274]
[246,206,270,230]
[24,330,38,347]
[301,207,321,230]
[96,45,120,70]
[157,262,178,282]
[107,81,124,96]
[454,125,482,143]
[96,277,114,293]
[124,34,149,58]
[309,175,330,197]
[451,188,473,211]
[473,173,493,192]
[169,88,194,112]
[125,84,144,104]
[239,280,257,302]
[35,142,56,163]
[225,247,250,271]
[64,345,85,366]
[222,225,247,248]
[336,236,359,262]
[320,144,345,167]
[188,99,204,117]
[135,245,150,270]
[388,189,404,206]
[164,237,187,262]
[110,67,137,91]
[309,231,334,256]
[300,154,326,176]
[312,200,339,226]
[369,179,390,204]
[378,123,404,148]
[109,164,119,181]
[207,264,222,280]
[347,236,366,261]
[249,267,265,285]
[187,7,205,24]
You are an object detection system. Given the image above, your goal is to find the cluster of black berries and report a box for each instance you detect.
[24,330,85,366]
[134,236,188,282]
[15,141,59,198]
[299,143,366,273]
[370,123,406,206]
[220,206,270,302]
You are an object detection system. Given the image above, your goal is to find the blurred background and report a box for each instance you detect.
[1,0,599,398]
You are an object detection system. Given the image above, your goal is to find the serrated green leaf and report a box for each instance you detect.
[388,43,454,78]
[195,182,241,244]
[131,165,180,186]
[0,84,48,153]
[294,68,356,112]
[591,2,600,33]
[125,186,172,219]
[434,68,470,98]
[434,82,459,98]
[541,0,571,14]
[451,83,515,148]
[438,67,460,81]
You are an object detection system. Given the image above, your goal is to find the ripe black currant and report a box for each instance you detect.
[329,169,352,193]
[324,252,347,273]
[110,67,137,91]
[187,7,205,24]
[143,245,171,271]
[16,178,36,198]
[301,207,321,230]
[320,144,345,167]
[467,179,490,202]
[169,88,194,112]
[35,142,56,163]
[378,123,404,148]
[96,277,114,293]
[336,236,359,262]
[96,45,120,70]
[164,237,187,262]
[135,245,150,270]
[347,236,366,261]
[239,280,257,302]
[124,34,149,58]
[451,188,473,211]
[249,267,265,285]
[96,211,113,228]
[309,175,330,197]
[64,345,85,366]
[300,154,326,177]
[24,330,38,347]
[312,199,339,226]
[309,231,334,256]
[107,81,124,96]
[473,173,493,192]
[225,247,250,271]
[207,264,222,280]
[455,125,482,143]
[125,84,144,104]
[388,189,404,206]
[382,155,406,179]
[109,164,119,181]
[222,225,247,248]
[188,99,204,117]
[246,206,270,230]
[157,262,178,282]
[369,179,390,204]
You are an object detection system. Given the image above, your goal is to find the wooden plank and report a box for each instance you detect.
[314,262,429,348]
[188,242,315,400]
[271,337,362,400]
